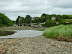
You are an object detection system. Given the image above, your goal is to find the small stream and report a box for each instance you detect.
[0,30,43,38]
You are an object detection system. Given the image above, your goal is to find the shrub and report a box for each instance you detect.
[41,24,45,26]
[45,19,56,27]
[28,24,31,26]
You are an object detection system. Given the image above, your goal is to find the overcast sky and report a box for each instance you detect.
[0,0,72,21]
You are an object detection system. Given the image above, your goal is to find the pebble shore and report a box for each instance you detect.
[0,36,72,54]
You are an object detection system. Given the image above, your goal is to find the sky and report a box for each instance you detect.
[0,0,72,21]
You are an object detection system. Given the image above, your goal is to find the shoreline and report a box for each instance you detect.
[0,36,72,54]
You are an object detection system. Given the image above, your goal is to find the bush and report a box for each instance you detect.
[43,24,72,42]
[41,24,45,26]
[28,24,31,26]
[24,24,26,26]
[45,19,56,27]
[0,24,5,26]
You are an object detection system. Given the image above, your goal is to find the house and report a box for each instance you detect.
[51,16,56,21]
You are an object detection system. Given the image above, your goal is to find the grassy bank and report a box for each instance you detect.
[0,31,15,36]
[43,24,72,42]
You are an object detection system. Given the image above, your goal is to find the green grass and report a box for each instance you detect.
[0,31,15,36]
[62,19,72,22]
[43,24,72,41]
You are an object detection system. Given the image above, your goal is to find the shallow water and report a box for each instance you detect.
[0,30,43,38]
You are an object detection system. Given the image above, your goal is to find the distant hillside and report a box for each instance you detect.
[67,15,72,18]
[62,19,72,22]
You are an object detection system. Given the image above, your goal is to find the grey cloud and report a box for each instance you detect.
[6,12,41,20]
[0,0,72,21]
[49,0,72,8]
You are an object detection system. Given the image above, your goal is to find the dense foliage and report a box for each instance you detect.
[0,13,13,26]
[45,19,56,27]
[16,15,32,25]
[16,16,24,25]
[25,15,32,24]
[0,12,72,27]
[32,14,72,27]
[15,13,72,27]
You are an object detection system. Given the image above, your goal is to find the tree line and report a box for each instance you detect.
[0,13,72,27]
[16,13,72,27]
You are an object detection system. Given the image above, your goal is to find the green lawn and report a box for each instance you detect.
[62,19,72,22]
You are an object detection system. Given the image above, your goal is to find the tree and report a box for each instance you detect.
[33,17,40,23]
[25,15,32,24]
[0,20,2,24]
[45,19,56,27]
[16,16,24,25]
[41,13,46,17]
[45,19,52,27]
[0,13,13,26]
[62,15,70,19]
[56,15,63,23]
[45,14,50,21]
[41,13,47,22]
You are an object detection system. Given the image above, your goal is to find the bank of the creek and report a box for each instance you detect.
[0,36,72,54]
[0,30,72,54]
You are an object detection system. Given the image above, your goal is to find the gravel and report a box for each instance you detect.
[0,36,72,54]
